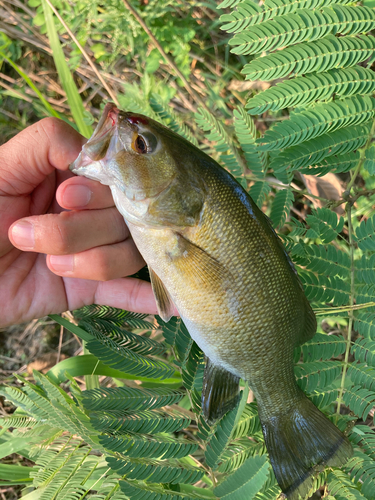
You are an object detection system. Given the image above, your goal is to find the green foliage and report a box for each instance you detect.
[269,189,294,228]
[195,107,244,180]
[257,96,375,152]
[229,6,375,56]
[81,386,184,412]
[242,35,375,81]
[270,123,370,180]
[233,108,266,176]
[246,67,375,115]
[4,0,375,498]
[213,455,270,500]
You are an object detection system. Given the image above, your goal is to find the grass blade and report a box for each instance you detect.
[40,0,93,138]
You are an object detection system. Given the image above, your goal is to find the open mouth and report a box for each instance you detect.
[92,102,120,141]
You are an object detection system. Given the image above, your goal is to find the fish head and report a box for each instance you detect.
[71,103,205,227]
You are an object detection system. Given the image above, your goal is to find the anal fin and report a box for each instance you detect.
[202,358,240,425]
[149,267,175,323]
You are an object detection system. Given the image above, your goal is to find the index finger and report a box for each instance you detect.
[0,118,86,196]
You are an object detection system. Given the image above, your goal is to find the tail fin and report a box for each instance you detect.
[260,395,352,500]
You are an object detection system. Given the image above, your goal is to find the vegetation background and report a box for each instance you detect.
[2,0,375,499]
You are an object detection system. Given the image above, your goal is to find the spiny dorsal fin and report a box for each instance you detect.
[202,357,240,425]
[149,267,175,323]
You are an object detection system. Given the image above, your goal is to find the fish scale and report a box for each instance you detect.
[71,103,353,500]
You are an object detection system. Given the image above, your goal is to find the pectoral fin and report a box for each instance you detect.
[149,267,175,323]
[169,234,230,287]
[202,358,240,425]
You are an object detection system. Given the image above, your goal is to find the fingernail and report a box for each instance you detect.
[63,185,92,208]
[11,221,35,249]
[49,255,75,273]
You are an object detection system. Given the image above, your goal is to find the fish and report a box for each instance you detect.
[70,103,352,500]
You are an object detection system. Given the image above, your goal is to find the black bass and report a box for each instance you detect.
[70,103,352,499]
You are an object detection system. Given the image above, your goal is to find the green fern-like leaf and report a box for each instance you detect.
[305,208,345,243]
[351,338,375,366]
[249,181,271,207]
[233,107,266,175]
[217,438,266,474]
[354,214,375,252]
[0,415,38,429]
[218,0,242,9]
[195,107,244,178]
[356,284,375,309]
[220,0,353,34]
[354,312,375,339]
[100,433,198,460]
[300,271,350,305]
[79,318,166,356]
[229,9,336,56]
[253,484,281,500]
[299,332,346,362]
[81,386,184,412]
[343,451,375,499]
[214,455,270,500]
[347,363,375,391]
[257,95,375,152]
[85,333,175,380]
[327,469,365,500]
[246,67,375,115]
[349,425,375,460]
[301,152,360,177]
[231,404,261,440]
[149,94,198,146]
[294,360,342,392]
[119,479,212,500]
[343,385,375,420]
[230,6,375,56]
[242,35,375,81]
[364,144,375,175]
[293,244,350,279]
[205,387,249,469]
[270,122,370,179]
[106,456,203,485]
[90,409,190,435]
[73,305,155,330]
[269,189,294,228]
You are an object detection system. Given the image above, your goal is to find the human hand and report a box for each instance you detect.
[0,118,158,328]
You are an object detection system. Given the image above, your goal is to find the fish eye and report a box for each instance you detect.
[132,132,158,154]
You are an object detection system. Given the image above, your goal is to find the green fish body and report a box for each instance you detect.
[71,104,352,499]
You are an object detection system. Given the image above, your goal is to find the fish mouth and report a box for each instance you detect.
[99,102,150,134]
[70,103,174,202]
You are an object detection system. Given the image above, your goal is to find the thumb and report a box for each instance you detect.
[0,118,87,196]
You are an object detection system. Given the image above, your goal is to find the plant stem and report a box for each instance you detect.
[121,0,209,111]
[335,201,355,421]
[314,300,375,316]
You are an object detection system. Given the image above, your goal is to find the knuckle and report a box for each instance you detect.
[128,279,144,312]
[49,217,71,254]
[92,248,113,281]
[36,117,65,140]
[108,208,128,242]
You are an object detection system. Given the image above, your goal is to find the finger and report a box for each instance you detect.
[0,118,86,196]
[56,176,115,210]
[46,239,145,280]
[9,207,128,254]
[63,276,160,317]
